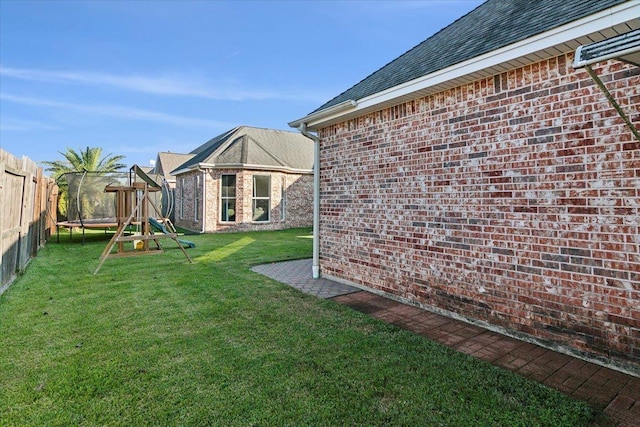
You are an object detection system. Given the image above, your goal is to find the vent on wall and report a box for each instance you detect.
[573,28,640,68]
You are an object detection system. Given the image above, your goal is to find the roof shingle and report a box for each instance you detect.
[313,0,628,114]
[172,126,314,174]
[154,152,195,180]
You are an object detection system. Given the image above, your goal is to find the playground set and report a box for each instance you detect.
[55,165,193,273]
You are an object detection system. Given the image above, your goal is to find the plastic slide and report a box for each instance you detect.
[148,217,195,248]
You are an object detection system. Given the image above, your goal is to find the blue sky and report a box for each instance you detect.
[0,0,483,170]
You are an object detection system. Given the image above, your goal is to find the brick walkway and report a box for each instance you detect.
[253,259,640,427]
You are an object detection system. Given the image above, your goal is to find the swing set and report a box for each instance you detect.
[92,165,192,274]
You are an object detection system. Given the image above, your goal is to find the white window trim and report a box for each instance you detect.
[220,174,236,223]
[252,175,271,223]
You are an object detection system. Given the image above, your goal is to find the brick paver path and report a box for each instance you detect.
[334,291,640,427]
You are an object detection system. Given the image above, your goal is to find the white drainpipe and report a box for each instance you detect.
[200,168,206,234]
[298,123,320,279]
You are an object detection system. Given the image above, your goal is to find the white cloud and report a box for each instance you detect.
[0,117,61,132]
[0,65,328,103]
[0,93,235,129]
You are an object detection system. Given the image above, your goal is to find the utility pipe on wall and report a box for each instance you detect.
[584,65,640,142]
[298,123,320,279]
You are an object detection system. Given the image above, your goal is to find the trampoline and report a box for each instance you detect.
[56,166,172,243]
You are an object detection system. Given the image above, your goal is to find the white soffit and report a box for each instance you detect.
[304,1,640,130]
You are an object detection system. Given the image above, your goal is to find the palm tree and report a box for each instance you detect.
[43,147,127,220]
[43,146,126,179]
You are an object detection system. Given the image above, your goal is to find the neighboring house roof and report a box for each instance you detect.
[138,166,154,175]
[172,126,314,175]
[154,152,195,181]
[290,0,639,130]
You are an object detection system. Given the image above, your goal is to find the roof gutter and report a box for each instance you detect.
[174,162,312,176]
[172,162,215,176]
[208,163,312,174]
[289,99,357,130]
[295,122,321,279]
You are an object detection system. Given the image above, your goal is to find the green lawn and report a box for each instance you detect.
[1,228,594,426]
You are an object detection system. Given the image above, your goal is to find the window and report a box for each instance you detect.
[220,175,236,222]
[252,175,270,222]
[194,175,202,221]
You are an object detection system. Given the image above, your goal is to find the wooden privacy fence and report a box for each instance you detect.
[0,149,57,294]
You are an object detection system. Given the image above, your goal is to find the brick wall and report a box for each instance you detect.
[175,169,313,233]
[175,172,199,231]
[317,53,640,371]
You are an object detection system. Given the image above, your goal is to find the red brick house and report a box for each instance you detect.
[150,152,195,222]
[290,0,640,374]
[172,126,314,233]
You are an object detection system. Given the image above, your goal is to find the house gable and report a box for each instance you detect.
[172,126,313,175]
[154,152,195,183]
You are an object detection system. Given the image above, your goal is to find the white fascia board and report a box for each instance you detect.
[288,99,357,129]
[179,161,312,174]
[216,163,313,174]
[244,164,313,174]
[171,168,191,176]
[196,162,216,170]
[301,1,639,130]
[172,162,215,176]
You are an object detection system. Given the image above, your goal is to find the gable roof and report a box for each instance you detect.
[153,152,195,181]
[172,126,314,175]
[138,165,154,175]
[290,0,639,130]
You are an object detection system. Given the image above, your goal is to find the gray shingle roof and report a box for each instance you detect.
[172,126,314,174]
[313,0,628,114]
[154,152,195,180]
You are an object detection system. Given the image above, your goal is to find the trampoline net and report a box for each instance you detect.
[60,171,169,224]
[62,172,128,223]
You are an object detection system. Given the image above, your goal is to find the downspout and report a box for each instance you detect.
[201,169,207,234]
[298,123,321,279]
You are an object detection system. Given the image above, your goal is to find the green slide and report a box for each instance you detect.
[148,217,195,249]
